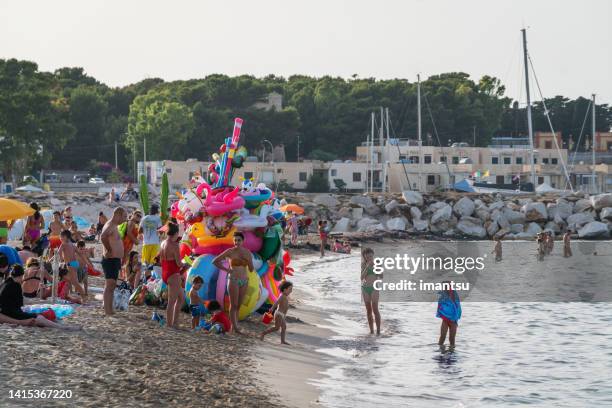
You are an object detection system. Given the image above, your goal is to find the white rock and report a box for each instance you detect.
[503,208,526,224]
[410,206,422,220]
[402,191,423,206]
[350,195,373,208]
[475,208,491,222]
[385,200,399,213]
[548,200,573,220]
[364,205,381,216]
[590,193,612,210]
[491,209,510,230]
[365,223,386,232]
[413,218,429,232]
[386,217,407,231]
[453,197,475,217]
[518,198,533,206]
[544,221,561,233]
[443,229,456,237]
[486,220,499,236]
[456,218,486,238]
[337,207,351,218]
[332,217,350,233]
[474,199,488,210]
[428,201,448,212]
[357,218,379,231]
[525,222,542,235]
[600,207,612,220]
[574,198,592,212]
[510,224,524,233]
[313,194,339,208]
[351,207,364,220]
[522,202,548,221]
[578,221,609,238]
[489,201,505,211]
[431,204,452,224]
[567,212,595,230]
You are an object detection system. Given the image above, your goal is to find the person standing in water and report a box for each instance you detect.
[361,247,381,335]
[100,207,127,316]
[318,220,328,257]
[213,231,254,334]
[437,281,461,348]
[563,231,572,258]
[491,236,502,262]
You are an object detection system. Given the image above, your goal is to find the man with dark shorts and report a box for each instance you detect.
[100,207,127,316]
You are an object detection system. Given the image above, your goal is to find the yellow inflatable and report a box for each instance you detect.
[196,226,237,247]
[224,268,261,320]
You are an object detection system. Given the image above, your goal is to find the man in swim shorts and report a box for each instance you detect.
[48,211,63,255]
[101,207,127,316]
[139,204,162,267]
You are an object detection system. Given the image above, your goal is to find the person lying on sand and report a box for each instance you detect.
[260,281,293,345]
[0,265,80,330]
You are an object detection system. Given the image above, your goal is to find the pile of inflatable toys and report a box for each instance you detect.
[171,118,293,319]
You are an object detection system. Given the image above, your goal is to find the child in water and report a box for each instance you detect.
[188,276,205,330]
[206,300,231,334]
[491,236,502,262]
[436,281,461,348]
[260,281,293,345]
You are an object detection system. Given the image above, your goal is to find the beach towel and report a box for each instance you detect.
[436,290,462,324]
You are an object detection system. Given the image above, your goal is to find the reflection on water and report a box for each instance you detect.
[292,243,612,408]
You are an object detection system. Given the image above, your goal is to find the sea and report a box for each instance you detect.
[291,241,612,408]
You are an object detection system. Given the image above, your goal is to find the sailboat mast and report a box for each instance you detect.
[370,111,375,193]
[522,28,536,190]
[417,74,423,192]
[385,107,390,193]
[592,93,597,193]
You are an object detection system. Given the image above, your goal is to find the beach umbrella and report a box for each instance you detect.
[15,184,44,193]
[0,198,35,221]
[280,204,304,214]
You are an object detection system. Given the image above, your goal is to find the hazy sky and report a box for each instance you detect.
[2,0,610,103]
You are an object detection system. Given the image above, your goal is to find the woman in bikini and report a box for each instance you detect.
[160,222,184,329]
[21,258,52,299]
[23,203,44,247]
[213,231,254,334]
[361,247,382,335]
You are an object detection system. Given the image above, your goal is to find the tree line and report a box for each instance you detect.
[1,58,611,181]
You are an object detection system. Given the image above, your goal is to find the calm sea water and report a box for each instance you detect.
[291,242,612,408]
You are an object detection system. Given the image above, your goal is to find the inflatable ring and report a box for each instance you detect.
[223,268,261,320]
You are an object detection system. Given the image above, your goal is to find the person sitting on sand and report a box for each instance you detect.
[22,258,52,299]
[56,265,82,304]
[213,231,254,334]
[437,281,461,348]
[58,230,86,301]
[76,240,93,295]
[0,265,80,330]
[48,211,63,255]
[206,300,231,334]
[188,276,205,330]
[160,222,185,329]
[123,250,142,289]
[260,280,293,344]
[491,236,502,262]
[361,247,382,335]
[563,231,572,258]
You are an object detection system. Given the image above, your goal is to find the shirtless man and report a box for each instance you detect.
[49,211,63,255]
[58,229,86,301]
[100,207,127,316]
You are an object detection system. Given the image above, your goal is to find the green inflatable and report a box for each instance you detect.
[139,174,149,214]
[258,223,282,261]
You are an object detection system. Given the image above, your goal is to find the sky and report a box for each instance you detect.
[1,0,611,103]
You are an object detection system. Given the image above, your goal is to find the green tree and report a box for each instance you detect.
[306,173,329,192]
[127,91,195,160]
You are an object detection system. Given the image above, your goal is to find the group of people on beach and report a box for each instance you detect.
[492,230,573,262]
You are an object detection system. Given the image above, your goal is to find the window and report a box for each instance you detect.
[533,158,537,164]
[277,168,283,174]
[538,177,544,185]
[330,169,337,177]
[607,141,612,151]
[299,172,307,182]
[543,158,549,164]
[352,172,361,182]
[452,156,459,164]
[551,158,558,165]
[244,171,254,180]
[427,175,436,185]
[545,141,552,149]
[503,157,511,164]
[496,175,505,184]
[516,157,523,164]
[424,155,432,164]
[399,155,407,161]
[492,157,499,164]
[409,156,419,164]
[440,156,447,163]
